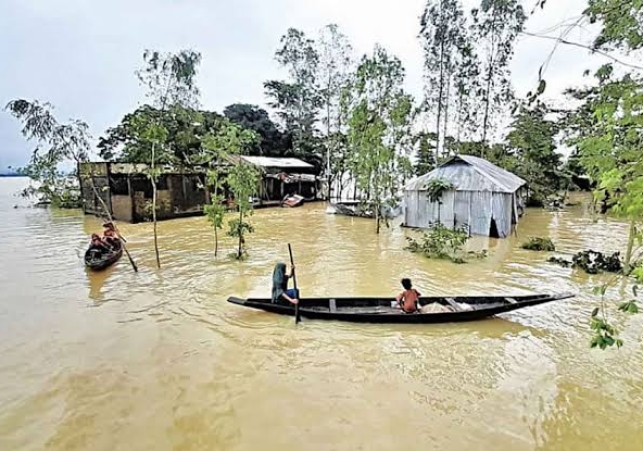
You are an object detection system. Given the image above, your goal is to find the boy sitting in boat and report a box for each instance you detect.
[88,234,110,258]
[395,278,421,313]
[102,222,118,246]
[271,262,299,305]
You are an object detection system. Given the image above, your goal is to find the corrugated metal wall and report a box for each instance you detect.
[491,193,513,238]
[454,191,471,233]
[468,191,493,236]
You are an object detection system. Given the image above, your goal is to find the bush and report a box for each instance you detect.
[521,237,556,251]
[405,223,485,263]
[547,250,622,274]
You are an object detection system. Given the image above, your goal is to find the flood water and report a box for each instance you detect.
[0,177,642,451]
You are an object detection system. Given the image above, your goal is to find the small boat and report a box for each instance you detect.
[227,292,574,324]
[282,194,305,208]
[84,239,123,271]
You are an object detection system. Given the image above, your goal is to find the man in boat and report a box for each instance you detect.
[102,222,118,247]
[88,233,110,257]
[271,262,299,305]
[395,278,421,313]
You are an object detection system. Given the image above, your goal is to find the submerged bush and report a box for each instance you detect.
[547,250,623,274]
[405,223,485,263]
[521,237,556,251]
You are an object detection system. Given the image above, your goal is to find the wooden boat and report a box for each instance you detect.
[227,292,574,324]
[328,201,375,218]
[84,239,123,271]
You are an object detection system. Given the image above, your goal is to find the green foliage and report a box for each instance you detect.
[420,0,473,157]
[99,105,224,163]
[586,0,643,52]
[223,103,290,157]
[415,132,437,175]
[405,223,482,263]
[347,45,415,233]
[472,0,526,144]
[521,237,555,251]
[425,178,454,203]
[505,102,562,204]
[265,28,321,166]
[5,99,89,207]
[226,161,260,259]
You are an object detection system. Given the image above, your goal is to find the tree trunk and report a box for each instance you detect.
[624,218,636,274]
[237,209,243,259]
[443,77,451,156]
[214,225,218,257]
[151,141,161,269]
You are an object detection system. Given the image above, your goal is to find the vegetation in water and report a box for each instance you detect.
[405,223,485,264]
[201,121,258,257]
[134,49,202,269]
[521,237,555,252]
[4,100,87,208]
[225,160,260,260]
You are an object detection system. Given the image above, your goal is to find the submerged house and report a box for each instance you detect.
[78,156,320,223]
[403,155,527,238]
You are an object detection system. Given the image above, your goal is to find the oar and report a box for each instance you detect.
[288,243,300,324]
[108,222,138,273]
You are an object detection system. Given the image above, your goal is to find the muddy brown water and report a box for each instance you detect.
[0,177,642,451]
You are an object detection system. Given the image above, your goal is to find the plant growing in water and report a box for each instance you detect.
[521,237,555,251]
[405,223,484,263]
[425,178,454,222]
[226,160,260,259]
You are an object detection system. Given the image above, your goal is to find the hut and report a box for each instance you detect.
[403,155,527,238]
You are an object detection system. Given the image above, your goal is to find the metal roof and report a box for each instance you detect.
[404,154,526,193]
[240,156,313,169]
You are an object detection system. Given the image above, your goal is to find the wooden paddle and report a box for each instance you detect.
[288,243,300,324]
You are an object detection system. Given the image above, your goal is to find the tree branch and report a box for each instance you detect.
[520,31,643,71]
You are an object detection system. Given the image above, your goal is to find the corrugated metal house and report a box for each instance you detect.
[403,155,527,238]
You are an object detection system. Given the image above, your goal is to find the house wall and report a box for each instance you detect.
[403,189,516,237]
[111,195,133,222]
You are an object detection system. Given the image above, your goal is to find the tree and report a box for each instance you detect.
[264,28,321,166]
[415,132,437,175]
[226,160,260,259]
[317,24,354,198]
[505,102,561,205]
[420,0,469,161]
[135,49,202,268]
[348,45,415,234]
[98,105,224,163]
[5,99,89,207]
[201,121,259,257]
[472,0,526,146]
[567,66,643,273]
[223,103,290,157]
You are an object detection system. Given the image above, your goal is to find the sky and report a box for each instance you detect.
[0,0,623,170]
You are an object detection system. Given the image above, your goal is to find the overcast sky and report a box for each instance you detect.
[0,0,618,169]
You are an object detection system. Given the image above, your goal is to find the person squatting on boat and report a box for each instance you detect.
[271,262,300,305]
[395,278,421,313]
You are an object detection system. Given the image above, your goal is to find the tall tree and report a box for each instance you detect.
[98,105,223,163]
[135,49,202,268]
[223,103,290,157]
[505,102,561,205]
[472,0,526,146]
[317,24,354,198]
[420,0,469,161]
[348,45,415,234]
[264,28,321,166]
[5,100,89,207]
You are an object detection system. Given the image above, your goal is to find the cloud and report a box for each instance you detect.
[0,0,617,168]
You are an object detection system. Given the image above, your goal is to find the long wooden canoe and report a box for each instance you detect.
[227,292,574,324]
[84,239,123,271]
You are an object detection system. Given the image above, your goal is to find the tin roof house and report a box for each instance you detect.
[403,155,527,238]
